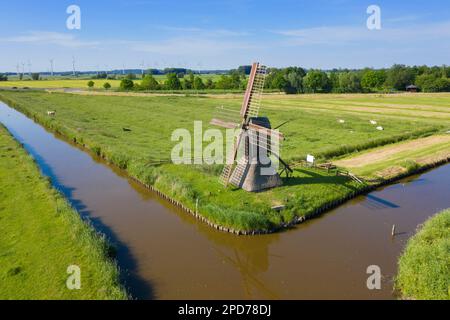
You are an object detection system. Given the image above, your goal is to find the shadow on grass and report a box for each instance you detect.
[282,168,359,190]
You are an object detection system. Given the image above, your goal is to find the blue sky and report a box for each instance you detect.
[1,0,449,72]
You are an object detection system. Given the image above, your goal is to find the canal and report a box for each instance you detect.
[1,101,448,299]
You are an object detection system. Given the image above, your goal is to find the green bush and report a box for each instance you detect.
[119,79,134,90]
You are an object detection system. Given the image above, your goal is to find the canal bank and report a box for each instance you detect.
[1,101,449,299]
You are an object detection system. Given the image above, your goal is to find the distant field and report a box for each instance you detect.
[0,74,224,89]
[0,91,449,231]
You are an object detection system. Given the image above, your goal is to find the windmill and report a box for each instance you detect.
[210,62,292,192]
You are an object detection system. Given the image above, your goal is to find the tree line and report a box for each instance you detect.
[265,64,450,93]
[118,71,248,91]
[116,64,450,93]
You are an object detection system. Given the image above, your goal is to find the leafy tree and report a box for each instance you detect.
[338,72,362,93]
[165,73,182,90]
[87,80,95,88]
[329,73,340,92]
[120,78,134,90]
[0,74,8,81]
[268,71,288,91]
[193,76,205,90]
[385,65,416,90]
[215,75,234,90]
[237,65,252,75]
[141,74,160,90]
[416,74,450,92]
[434,78,450,92]
[205,78,214,89]
[284,67,306,94]
[182,72,194,89]
[31,73,40,81]
[361,69,386,91]
[229,71,242,89]
[303,70,331,93]
[103,82,111,90]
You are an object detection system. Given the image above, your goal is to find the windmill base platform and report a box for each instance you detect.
[230,162,283,192]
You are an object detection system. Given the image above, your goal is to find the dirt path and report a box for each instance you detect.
[335,135,450,168]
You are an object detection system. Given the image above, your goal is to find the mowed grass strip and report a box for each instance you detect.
[396,209,450,300]
[334,135,450,179]
[0,126,127,300]
[0,91,448,232]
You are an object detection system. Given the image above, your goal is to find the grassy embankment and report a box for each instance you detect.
[396,209,449,300]
[0,91,449,232]
[0,125,127,299]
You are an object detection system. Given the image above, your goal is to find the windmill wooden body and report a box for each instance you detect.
[211,62,292,192]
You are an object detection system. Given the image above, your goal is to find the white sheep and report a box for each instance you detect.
[370,120,377,125]
[376,126,384,131]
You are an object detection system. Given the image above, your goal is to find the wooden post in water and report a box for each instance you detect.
[195,198,199,214]
[391,224,396,237]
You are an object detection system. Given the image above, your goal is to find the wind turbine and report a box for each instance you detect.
[49,59,54,77]
[27,60,32,77]
[21,62,25,79]
[72,56,76,76]
[140,60,145,76]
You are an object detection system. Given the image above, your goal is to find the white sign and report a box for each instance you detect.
[306,154,315,164]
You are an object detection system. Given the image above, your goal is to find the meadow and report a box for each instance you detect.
[0,74,224,90]
[0,125,127,299]
[0,90,449,232]
[396,208,450,300]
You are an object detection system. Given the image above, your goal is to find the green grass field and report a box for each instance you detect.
[396,209,450,300]
[0,90,449,231]
[0,74,225,90]
[0,125,127,299]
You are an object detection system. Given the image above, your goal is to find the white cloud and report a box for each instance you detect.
[157,26,251,37]
[1,31,99,48]
[129,37,257,55]
[273,21,450,46]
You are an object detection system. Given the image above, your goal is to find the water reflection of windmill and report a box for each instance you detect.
[211,62,292,192]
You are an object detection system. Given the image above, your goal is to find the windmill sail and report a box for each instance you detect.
[241,63,267,119]
[218,63,268,186]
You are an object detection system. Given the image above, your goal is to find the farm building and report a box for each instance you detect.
[406,85,418,92]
